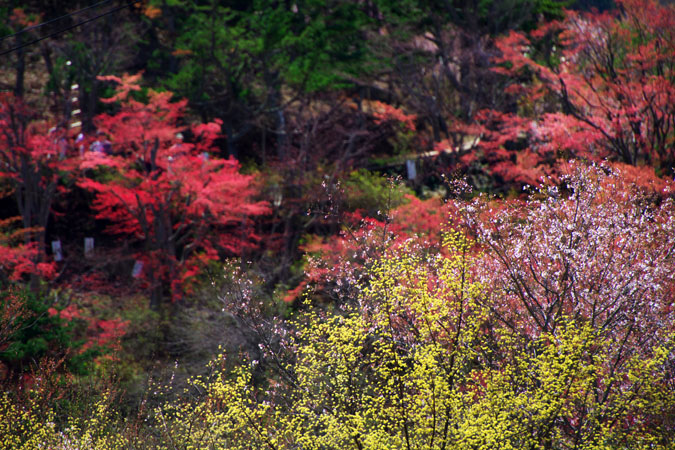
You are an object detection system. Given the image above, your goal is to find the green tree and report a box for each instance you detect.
[0,287,98,381]
[150,0,371,158]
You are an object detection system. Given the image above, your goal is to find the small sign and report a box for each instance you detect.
[406,159,417,180]
[84,237,94,257]
[51,240,63,262]
[131,260,144,278]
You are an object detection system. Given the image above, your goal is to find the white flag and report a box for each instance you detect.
[131,260,144,278]
[84,237,94,257]
[51,240,63,262]
[406,159,417,180]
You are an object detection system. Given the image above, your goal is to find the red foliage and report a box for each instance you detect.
[287,195,456,303]
[9,8,41,28]
[47,304,82,321]
[83,318,129,352]
[479,0,675,183]
[46,302,128,357]
[0,95,73,281]
[370,101,417,132]
[78,74,269,306]
[0,240,56,282]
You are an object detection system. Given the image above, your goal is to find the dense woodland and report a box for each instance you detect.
[1,0,675,448]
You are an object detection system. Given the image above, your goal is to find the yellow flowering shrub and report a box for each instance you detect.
[151,231,674,449]
[0,393,58,449]
[1,231,673,449]
[0,391,129,450]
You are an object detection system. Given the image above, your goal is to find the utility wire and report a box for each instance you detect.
[0,0,142,57]
[0,0,115,43]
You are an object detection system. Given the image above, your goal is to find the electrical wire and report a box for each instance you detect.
[0,0,142,57]
[0,0,115,43]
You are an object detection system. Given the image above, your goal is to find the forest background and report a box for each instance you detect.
[1,0,675,448]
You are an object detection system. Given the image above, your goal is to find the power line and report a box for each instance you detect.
[0,0,115,43]
[0,0,142,57]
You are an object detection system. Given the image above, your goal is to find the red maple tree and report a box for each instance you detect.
[0,93,69,284]
[0,217,55,283]
[79,74,269,307]
[454,0,675,187]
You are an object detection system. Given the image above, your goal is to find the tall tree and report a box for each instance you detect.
[79,73,269,308]
[471,0,675,183]
[362,0,571,146]
[148,0,371,159]
[0,93,72,286]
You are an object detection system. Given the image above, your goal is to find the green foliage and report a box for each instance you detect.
[43,54,76,97]
[343,169,413,217]
[0,288,98,377]
[374,0,571,35]
[0,8,10,37]
[155,0,373,124]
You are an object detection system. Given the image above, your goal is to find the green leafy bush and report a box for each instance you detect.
[0,287,99,379]
[343,169,413,218]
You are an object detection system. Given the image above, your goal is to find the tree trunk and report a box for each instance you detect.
[14,35,25,98]
[223,119,239,159]
[264,69,287,159]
